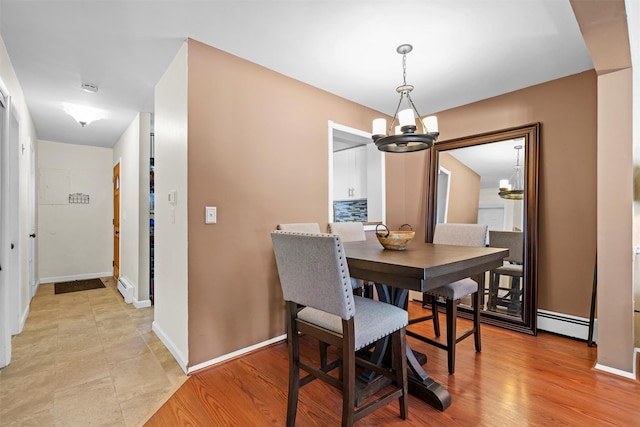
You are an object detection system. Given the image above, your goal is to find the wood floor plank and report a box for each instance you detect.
[146,302,640,426]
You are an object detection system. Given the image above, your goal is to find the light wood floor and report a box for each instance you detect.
[148,301,640,426]
[0,277,187,426]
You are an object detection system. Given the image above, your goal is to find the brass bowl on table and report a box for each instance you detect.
[375,224,415,251]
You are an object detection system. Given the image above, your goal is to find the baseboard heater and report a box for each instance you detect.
[117,278,133,304]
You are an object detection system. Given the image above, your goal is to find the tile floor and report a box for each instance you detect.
[0,277,187,426]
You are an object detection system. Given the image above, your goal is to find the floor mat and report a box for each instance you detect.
[54,278,106,294]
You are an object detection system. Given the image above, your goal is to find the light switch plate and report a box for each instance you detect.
[205,206,217,224]
[168,190,177,205]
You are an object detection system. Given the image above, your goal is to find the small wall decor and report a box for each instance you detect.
[69,193,90,204]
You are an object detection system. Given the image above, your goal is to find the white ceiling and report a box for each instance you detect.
[447,138,525,189]
[0,0,593,149]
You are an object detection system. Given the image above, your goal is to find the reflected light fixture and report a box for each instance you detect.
[498,145,524,200]
[372,44,439,153]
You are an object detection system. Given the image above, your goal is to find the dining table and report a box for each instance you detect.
[343,238,508,411]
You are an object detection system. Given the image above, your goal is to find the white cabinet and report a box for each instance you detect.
[333,146,367,200]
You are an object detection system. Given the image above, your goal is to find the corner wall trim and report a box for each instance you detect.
[152,321,188,374]
[537,309,596,342]
[133,298,151,309]
[18,305,29,334]
[187,334,287,374]
[593,363,636,380]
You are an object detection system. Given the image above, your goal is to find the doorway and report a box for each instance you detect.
[28,140,36,298]
[113,163,120,279]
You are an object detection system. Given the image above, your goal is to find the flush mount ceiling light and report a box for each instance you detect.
[62,102,105,127]
[498,145,525,200]
[371,44,439,153]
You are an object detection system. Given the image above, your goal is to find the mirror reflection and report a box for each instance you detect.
[426,123,539,334]
[437,138,525,317]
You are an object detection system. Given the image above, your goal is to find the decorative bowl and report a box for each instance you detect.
[375,224,415,251]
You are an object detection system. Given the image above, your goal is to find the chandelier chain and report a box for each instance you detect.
[402,53,408,86]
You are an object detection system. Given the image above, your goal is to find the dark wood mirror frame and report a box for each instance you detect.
[425,123,540,334]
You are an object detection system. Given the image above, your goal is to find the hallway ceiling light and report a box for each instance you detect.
[62,103,105,127]
[371,44,439,153]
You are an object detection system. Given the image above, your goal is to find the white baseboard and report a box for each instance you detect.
[133,298,151,308]
[152,321,188,374]
[187,334,287,374]
[537,309,596,342]
[39,272,112,284]
[593,363,636,380]
[31,279,40,299]
[17,305,29,335]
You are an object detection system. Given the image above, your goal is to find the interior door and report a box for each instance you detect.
[28,141,36,297]
[0,92,7,367]
[113,163,120,279]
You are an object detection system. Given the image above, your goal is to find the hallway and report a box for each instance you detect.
[0,277,187,426]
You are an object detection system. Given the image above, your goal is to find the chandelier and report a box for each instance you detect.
[371,44,439,153]
[498,145,524,200]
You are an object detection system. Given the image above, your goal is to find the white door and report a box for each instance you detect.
[478,206,506,245]
[436,167,451,224]
[7,103,20,334]
[28,140,36,297]
[0,91,9,368]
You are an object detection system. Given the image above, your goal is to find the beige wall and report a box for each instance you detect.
[438,152,481,224]
[597,68,633,372]
[570,0,635,373]
[37,140,113,281]
[397,71,598,319]
[185,39,386,366]
[180,38,599,367]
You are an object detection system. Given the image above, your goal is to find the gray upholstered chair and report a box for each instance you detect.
[271,231,408,427]
[276,222,321,233]
[488,230,523,313]
[327,221,366,242]
[277,223,364,291]
[327,222,368,292]
[408,223,488,374]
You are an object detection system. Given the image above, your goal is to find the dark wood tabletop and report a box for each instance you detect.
[344,239,508,292]
[343,238,508,411]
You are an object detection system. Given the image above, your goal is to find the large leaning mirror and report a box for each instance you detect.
[426,123,539,334]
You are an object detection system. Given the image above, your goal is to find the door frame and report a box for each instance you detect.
[28,139,37,298]
[7,99,21,335]
[0,87,8,367]
[113,160,121,280]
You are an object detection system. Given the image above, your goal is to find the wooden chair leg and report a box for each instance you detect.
[342,329,355,427]
[319,342,329,368]
[473,289,482,352]
[431,295,441,337]
[446,298,457,375]
[286,304,300,427]
[488,271,498,310]
[392,328,409,420]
